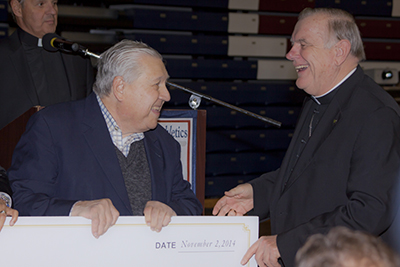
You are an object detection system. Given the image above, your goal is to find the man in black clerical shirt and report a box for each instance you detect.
[0,0,94,130]
[213,8,400,267]
[0,0,94,221]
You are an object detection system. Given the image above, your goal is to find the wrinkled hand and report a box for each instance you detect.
[71,198,119,239]
[0,200,18,231]
[143,201,176,232]
[241,235,281,267]
[212,183,254,216]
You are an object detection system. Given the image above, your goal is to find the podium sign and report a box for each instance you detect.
[159,109,206,202]
[158,116,194,186]
[2,216,258,267]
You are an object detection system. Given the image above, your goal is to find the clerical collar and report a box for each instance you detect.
[311,91,336,105]
[311,67,357,105]
[18,28,42,47]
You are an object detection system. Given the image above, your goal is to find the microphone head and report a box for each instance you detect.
[42,33,61,52]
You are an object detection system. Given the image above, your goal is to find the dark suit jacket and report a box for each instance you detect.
[249,66,400,267]
[0,29,94,130]
[8,93,202,216]
[0,165,11,196]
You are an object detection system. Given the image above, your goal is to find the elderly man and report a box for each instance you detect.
[213,8,400,267]
[0,166,18,231]
[0,0,93,129]
[8,40,202,238]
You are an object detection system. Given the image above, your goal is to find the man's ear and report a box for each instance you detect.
[111,76,125,101]
[334,39,351,66]
[10,0,22,19]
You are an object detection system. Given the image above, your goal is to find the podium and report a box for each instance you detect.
[159,109,206,210]
[0,107,41,170]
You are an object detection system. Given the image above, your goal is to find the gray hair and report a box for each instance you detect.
[298,8,366,61]
[93,39,163,98]
[295,227,400,267]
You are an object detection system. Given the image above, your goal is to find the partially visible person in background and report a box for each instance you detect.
[295,227,400,267]
[0,0,93,129]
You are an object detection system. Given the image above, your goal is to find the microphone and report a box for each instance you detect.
[43,33,86,54]
[42,33,101,59]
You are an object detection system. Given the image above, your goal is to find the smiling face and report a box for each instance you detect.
[115,54,170,135]
[11,0,58,38]
[286,14,340,96]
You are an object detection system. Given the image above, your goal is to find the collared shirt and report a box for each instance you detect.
[314,67,357,100]
[19,28,70,106]
[96,95,144,157]
[281,68,354,189]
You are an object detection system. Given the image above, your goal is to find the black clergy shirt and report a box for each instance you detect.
[19,29,71,106]
[282,88,339,190]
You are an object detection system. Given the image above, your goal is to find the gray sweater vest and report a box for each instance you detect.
[115,140,152,215]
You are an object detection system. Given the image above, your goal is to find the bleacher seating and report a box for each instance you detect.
[0,0,8,38]
[206,151,285,176]
[206,129,294,152]
[4,0,400,199]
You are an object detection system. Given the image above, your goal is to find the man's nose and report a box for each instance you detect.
[286,44,298,61]
[47,2,58,15]
[160,83,171,102]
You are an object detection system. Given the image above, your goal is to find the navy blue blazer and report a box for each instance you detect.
[8,93,202,216]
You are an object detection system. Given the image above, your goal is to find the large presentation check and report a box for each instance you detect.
[2,216,259,267]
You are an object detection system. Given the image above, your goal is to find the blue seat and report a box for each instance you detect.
[206,174,259,198]
[206,129,294,152]
[205,106,301,129]
[165,59,257,79]
[0,23,8,39]
[124,33,228,56]
[0,0,7,22]
[206,151,285,176]
[315,0,392,16]
[234,82,307,106]
[134,0,228,9]
[124,9,229,32]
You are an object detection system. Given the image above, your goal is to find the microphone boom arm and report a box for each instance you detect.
[68,45,281,128]
[82,49,101,59]
[166,82,282,128]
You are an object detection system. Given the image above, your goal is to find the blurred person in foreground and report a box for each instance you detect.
[295,227,400,267]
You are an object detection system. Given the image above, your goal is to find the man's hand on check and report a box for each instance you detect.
[144,201,176,232]
[241,235,281,267]
[0,200,18,231]
[70,198,119,239]
[212,183,254,216]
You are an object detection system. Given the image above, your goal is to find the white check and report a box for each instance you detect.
[2,216,259,267]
